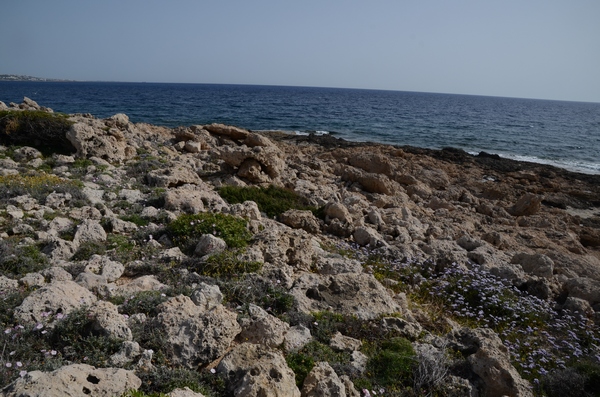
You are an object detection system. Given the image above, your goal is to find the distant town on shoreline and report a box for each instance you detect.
[0,74,74,82]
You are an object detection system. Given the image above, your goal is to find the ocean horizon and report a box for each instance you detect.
[1,81,599,174]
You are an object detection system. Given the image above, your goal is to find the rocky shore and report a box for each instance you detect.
[1,98,599,396]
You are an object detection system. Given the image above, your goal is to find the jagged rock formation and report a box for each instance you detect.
[1,98,599,396]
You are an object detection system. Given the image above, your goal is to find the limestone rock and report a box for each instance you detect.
[324,202,352,224]
[73,219,107,245]
[84,255,125,282]
[280,209,321,234]
[154,295,240,368]
[511,252,554,279]
[194,234,227,257]
[66,118,135,163]
[146,163,203,187]
[190,282,223,311]
[205,123,250,140]
[89,300,133,340]
[217,343,301,397]
[301,361,346,397]
[1,363,141,397]
[284,324,313,352]
[450,327,532,397]
[168,387,207,397]
[14,280,97,327]
[510,193,542,216]
[0,275,18,295]
[219,145,285,182]
[228,200,262,220]
[238,304,290,348]
[330,332,362,352]
[353,225,386,247]
[292,273,401,320]
[564,277,600,306]
[42,237,77,261]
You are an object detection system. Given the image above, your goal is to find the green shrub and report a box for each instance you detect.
[183,250,262,279]
[286,351,315,387]
[0,110,75,155]
[0,241,49,277]
[134,366,226,396]
[218,185,315,218]
[48,307,122,367]
[363,337,416,392]
[0,173,86,205]
[119,214,150,227]
[167,213,252,254]
[286,341,352,387]
[119,291,169,317]
[71,240,107,261]
[217,274,294,315]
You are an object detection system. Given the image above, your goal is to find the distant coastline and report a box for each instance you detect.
[0,74,74,82]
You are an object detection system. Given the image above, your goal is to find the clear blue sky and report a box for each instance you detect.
[1,0,599,102]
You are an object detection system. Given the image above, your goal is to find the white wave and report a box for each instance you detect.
[477,151,600,175]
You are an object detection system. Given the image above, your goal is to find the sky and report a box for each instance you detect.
[1,0,599,103]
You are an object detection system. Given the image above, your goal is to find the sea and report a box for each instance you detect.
[1,81,599,174]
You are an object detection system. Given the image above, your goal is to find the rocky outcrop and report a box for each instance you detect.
[1,105,600,396]
[217,343,301,397]
[153,295,240,368]
[14,281,97,327]
[1,364,141,397]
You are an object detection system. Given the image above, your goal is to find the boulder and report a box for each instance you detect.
[66,118,136,163]
[292,273,401,320]
[509,193,542,216]
[301,361,347,397]
[217,343,300,397]
[73,219,107,245]
[353,226,386,247]
[168,387,207,397]
[146,165,202,187]
[284,324,312,352]
[84,255,125,282]
[280,209,321,234]
[154,295,240,368]
[14,280,97,328]
[194,234,227,257]
[88,300,133,340]
[190,282,224,311]
[228,200,262,221]
[330,332,362,352]
[450,327,532,397]
[238,304,290,348]
[511,253,554,279]
[1,364,141,397]
[205,123,250,140]
[564,277,600,306]
[219,145,285,181]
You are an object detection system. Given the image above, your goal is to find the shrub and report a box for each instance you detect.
[217,274,294,315]
[182,250,262,279]
[71,240,107,261]
[286,341,351,387]
[48,308,122,368]
[119,291,169,317]
[0,110,75,155]
[167,213,252,254]
[134,365,226,396]
[364,337,416,391]
[218,185,316,218]
[0,241,49,277]
[0,173,86,205]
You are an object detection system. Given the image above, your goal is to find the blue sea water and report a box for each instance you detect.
[1,81,599,174]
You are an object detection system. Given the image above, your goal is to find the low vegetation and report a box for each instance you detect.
[218,185,317,218]
[0,110,75,155]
